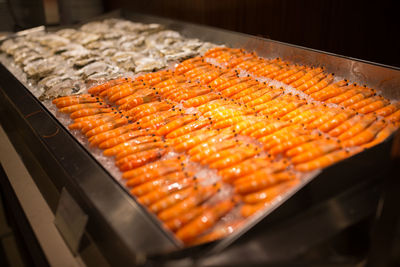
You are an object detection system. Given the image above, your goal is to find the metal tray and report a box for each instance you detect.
[0,10,399,265]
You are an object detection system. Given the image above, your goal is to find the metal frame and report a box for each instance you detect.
[0,10,399,265]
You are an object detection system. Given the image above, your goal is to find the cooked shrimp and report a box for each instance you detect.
[175,199,237,244]
[158,183,219,221]
[295,147,363,172]
[234,171,295,194]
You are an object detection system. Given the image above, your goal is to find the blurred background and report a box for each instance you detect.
[0,0,398,67]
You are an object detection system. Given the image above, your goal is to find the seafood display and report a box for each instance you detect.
[0,19,215,100]
[51,47,400,246]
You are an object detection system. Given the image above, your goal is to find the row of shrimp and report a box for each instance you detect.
[203,47,400,120]
[50,46,399,246]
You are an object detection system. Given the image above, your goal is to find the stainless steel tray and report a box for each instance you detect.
[0,10,399,265]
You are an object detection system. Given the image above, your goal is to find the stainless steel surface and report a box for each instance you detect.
[0,10,399,265]
[54,187,88,255]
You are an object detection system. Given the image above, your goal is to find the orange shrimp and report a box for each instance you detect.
[291,140,341,164]
[156,114,198,136]
[175,199,237,244]
[169,128,213,147]
[357,99,390,114]
[196,70,224,85]
[190,220,243,245]
[190,139,240,162]
[212,115,249,129]
[158,184,220,221]
[230,160,289,184]
[280,104,312,121]
[310,80,348,100]
[234,171,295,195]
[342,119,387,147]
[269,134,316,155]
[310,83,350,102]
[207,72,237,89]
[122,157,185,180]
[338,115,376,141]
[133,102,174,121]
[103,136,164,156]
[218,157,274,183]
[59,102,110,113]
[98,129,157,149]
[261,128,304,150]
[347,96,381,111]
[275,66,306,81]
[128,170,190,194]
[84,117,130,137]
[246,88,284,107]
[220,80,258,97]
[139,114,184,131]
[214,76,251,92]
[135,69,171,81]
[362,122,399,149]
[230,116,265,133]
[174,130,219,152]
[118,93,159,111]
[254,63,282,77]
[339,90,376,107]
[304,74,335,95]
[290,109,326,125]
[165,206,206,232]
[286,139,330,157]
[88,123,139,146]
[72,112,115,122]
[243,180,299,204]
[295,147,363,172]
[375,102,400,117]
[318,110,356,132]
[138,177,194,207]
[271,99,306,118]
[182,92,220,108]
[209,146,260,170]
[199,144,254,166]
[115,141,168,161]
[386,109,400,123]
[306,110,337,129]
[118,148,167,171]
[240,121,271,136]
[149,187,195,214]
[106,84,145,103]
[175,88,213,102]
[326,86,373,105]
[250,121,290,138]
[166,118,211,138]
[241,203,268,218]
[281,69,308,85]
[54,96,100,108]
[70,108,115,119]
[187,130,236,156]
[68,113,119,131]
[231,84,264,100]
[296,72,327,91]
[328,115,362,137]
[129,171,188,196]
[289,68,324,88]
[87,77,132,95]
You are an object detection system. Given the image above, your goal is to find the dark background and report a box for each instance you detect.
[105,0,400,68]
